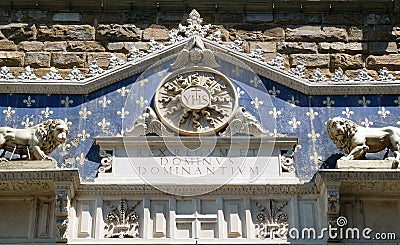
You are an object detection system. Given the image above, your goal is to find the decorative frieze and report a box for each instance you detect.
[104,199,141,238]
[255,200,289,239]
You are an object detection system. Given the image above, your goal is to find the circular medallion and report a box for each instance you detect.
[154,67,238,136]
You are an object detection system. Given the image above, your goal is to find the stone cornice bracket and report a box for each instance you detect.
[170,36,219,69]
[124,106,173,137]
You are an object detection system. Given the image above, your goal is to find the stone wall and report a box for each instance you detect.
[0,10,400,79]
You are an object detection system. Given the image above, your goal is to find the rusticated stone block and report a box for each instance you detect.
[143,25,169,41]
[0,40,17,51]
[44,41,67,51]
[86,52,112,68]
[18,41,43,51]
[290,54,330,68]
[263,27,285,41]
[0,23,37,41]
[38,25,95,41]
[245,13,273,23]
[345,69,378,80]
[331,54,364,69]
[25,52,50,68]
[67,41,105,52]
[366,54,400,69]
[0,51,24,66]
[368,42,398,54]
[277,42,317,54]
[107,42,130,52]
[319,42,367,54]
[51,52,85,68]
[285,26,347,42]
[249,42,276,53]
[96,24,141,41]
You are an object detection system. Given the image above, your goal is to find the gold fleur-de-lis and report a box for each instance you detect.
[117,86,130,96]
[306,108,318,121]
[136,96,148,108]
[79,106,92,119]
[40,107,53,118]
[99,96,111,108]
[23,96,35,107]
[307,129,320,142]
[236,87,245,98]
[322,97,335,108]
[63,118,72,126]
[98,118,110,132]
[378,107,390,118]
[21,116,34,128]
[76,153,87,165]
[358,96,370,107]
[60,142,71,155]
[268,107,281,119]
[77,130,90,141]
[341,107,354,119]
[288,117,301,129]
[268,86,280,97]
[310,151,322,165]
[231,66,242,76]
[362,118,374,127]
[2,106,15,120]
[287,96,299,107]
[61,96,74,108]
[251,97,264,109]
[139,79,149,87]
[249,76,262,87]
[117,107,129,119]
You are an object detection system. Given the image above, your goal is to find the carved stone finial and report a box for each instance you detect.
[206,28,222,43]
[289,64,305,79]
[171,36,219,69]
[147,38,164,53]
[225,36,243,52]
[104,199,140,238]
[0,119,69,161]
[327,117,400,165]
[267,53,285,70]
[179,9,211,37]
[65,66,84,81]
[0,66,14,79]
[18,66,37,80]
[42,67,63,80]
[87,59,104,77]
[378,67,394,82]
[354,68,374,82]
[330,67,349,82]
[124,107,173,137]
[166,30,185,45]
[309,68,327,83]
[108,53,125,69]
[248,45,265,62]
[220,107,270,137]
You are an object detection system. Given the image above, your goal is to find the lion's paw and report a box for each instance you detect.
[0,158,9,162]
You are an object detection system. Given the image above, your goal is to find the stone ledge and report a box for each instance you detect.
[0,160,56,170]
[336,159,398,169]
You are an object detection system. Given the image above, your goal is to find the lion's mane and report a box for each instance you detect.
[326,117,358,154]
[35,119,67,154]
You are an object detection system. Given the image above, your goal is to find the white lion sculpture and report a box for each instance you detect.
[326,117,400,163]
[0,119,69,161]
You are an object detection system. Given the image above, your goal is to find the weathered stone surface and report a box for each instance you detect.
[0,160,56,169]
[143,25,169,41]
[44,41,67,51]
[96,24,141,41]
[0,40,17,51]
[53,13,82,22]
[275,13,308,25]
[368,42,398,54]
[366,54,400,69]
[67,41,105,52]
[249,42,276,53]
[347,26,367,41]
[107,42,131,53]
[0,51,24,66]
[285,26,347,42]
[345,69,378,80]
[322,13,364,25]
[331,54,364,69]
[245,13,273,23]
[277,42,317,54]
[263,27,285,41]
[0,23,36,41]
[18,41,43,51]
[86,52,112,68]
[38,25,95,41]
[336,159,396,169]
[51,52,85,68]
[28,10,46,20]
[319,42,367,54]
[289,54,330,68]
[25,52,50,67]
